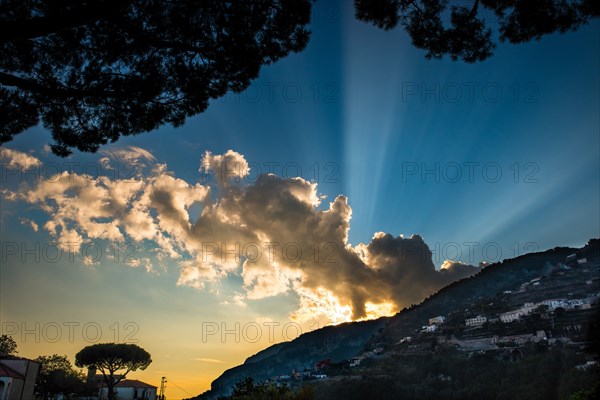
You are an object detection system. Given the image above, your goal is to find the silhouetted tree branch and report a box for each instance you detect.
[0,0,311,155]
[355,0,599,62]
[1,0,597,155]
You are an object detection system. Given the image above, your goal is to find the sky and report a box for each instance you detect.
[1,2,599,398]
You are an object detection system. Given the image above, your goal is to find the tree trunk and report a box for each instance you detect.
[107,381,116,400]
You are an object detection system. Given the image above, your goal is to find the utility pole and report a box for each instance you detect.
[159,376,167,400]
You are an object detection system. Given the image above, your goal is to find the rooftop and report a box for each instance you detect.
[0,363,24,379]
[115,379,157,389]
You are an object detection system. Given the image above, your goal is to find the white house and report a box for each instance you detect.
[100,380,157,400]
[465,316,487,327]
[501,308,530,323]
[576,361,598,370]
[0,357,40,400]
[398,336,412,344]
[540,299,568,311]
[500,311,522,323]
[500,302,542,324]
[428,316,446,325]
[349,356,365,367]
[521,303,537,313]
[567,299,583,308]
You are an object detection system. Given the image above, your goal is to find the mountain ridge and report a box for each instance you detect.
[191,239,598,399]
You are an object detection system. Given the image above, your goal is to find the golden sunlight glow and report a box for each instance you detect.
[292,288,398,325]
[363,301,398,320]
[291,287,352,324]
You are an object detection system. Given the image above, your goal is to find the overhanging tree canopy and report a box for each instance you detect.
[0,0,598,155]
[0,0,311,155]
[355,0,599,62]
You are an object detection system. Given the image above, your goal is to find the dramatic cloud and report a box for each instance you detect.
[0,148,41,170]
[3,147,479,324]
[100,145,157,165]
[200,150,250,185]
[19,218,39,232]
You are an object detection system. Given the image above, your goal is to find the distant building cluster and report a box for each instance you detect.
[565,254,588,266]
[462,265,598,327]
[422,316,446,332]
[349,347,384,367]
[499,302,538,323]
[267,359,333,386]
[492,330,547,345]
[497,296,595,324]
[465,315,487,327]
[575,360,598,370]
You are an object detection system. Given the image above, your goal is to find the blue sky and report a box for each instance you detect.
[1,2,599,397]
[12,2,599,255]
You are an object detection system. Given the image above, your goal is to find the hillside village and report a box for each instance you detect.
[214,248,600,396]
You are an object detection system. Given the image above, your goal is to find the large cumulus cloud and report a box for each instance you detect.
[2,148,479,324]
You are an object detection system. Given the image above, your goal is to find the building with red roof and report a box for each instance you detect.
[0,357,40,400]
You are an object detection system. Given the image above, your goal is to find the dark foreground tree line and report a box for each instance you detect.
[191,343,599,400]
[307,344,599,400]
[1,336,151,400]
